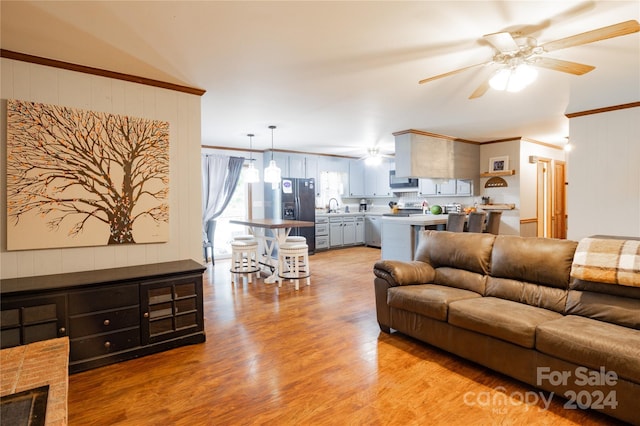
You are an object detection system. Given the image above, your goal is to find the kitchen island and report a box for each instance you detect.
[380,214,450,261]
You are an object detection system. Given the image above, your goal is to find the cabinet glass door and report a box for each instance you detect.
[0,295,67,349]
[141,277,203,344]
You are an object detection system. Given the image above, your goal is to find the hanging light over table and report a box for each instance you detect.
[263,125,281,187]
[244,133,260,183]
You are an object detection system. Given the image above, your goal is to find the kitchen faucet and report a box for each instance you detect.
[328,198,338,213]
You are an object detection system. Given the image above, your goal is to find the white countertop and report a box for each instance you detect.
[316,212,366,217]
[380,214,449,226]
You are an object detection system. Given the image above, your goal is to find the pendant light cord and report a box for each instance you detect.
[269,125,276,160]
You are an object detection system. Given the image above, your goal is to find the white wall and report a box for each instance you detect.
[519,140,567,218]
[1,58,203,279]
[567,107,640,240]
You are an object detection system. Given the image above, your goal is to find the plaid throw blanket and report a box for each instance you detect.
[570,237,640,287]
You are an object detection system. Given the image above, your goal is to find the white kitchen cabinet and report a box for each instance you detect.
[329,217,343,247]
[355,216,365,244]
[418,179,437,196]
[315,216,329,250]
[348,159,365,197]
[342,217,356,245]
[456,179,472,196]
[437,179,457,195]
[305,156,318,179]
[327,214,365,247]
[419,178,472,196]
[288,153,305,178]
[365,159,392,197]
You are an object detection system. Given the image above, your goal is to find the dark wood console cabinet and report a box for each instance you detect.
[0,260,206,373]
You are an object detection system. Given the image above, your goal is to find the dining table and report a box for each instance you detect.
[229,218,315,283]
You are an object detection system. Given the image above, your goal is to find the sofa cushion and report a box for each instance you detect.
[486,277,568,313]
[388,284,481,322]
[491,235,577,289]
[536,315,640,384]
[415,230,495,275]
[448,297,563,348]
[434,267,487,295]
[565,290,640,330]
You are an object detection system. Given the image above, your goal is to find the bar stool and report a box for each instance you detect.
[467,211,487,233]
[278,242,311,290]
[285,236,306,243]
[446,213,466,232]
[484,211,503,235]
[230,239,260,284]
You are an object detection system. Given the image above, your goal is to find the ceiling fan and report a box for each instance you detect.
[360,147,393,166]
[418,20,640,99]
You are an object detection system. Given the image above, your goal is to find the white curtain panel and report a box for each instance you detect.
[202,154,230,239]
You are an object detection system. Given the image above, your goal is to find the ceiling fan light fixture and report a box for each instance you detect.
[489,64,538,93]
[365,147,382,166]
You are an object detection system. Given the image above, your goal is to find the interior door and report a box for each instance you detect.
[536,160,552,238]
[552,161,567,239]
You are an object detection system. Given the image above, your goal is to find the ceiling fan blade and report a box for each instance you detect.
[533,57,595,75]
[468,78,491,99]
[419,63,487,85]
[541,20,640,52]
[483,31,520,53]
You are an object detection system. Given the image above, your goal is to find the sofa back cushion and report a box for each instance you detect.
[487,236,577,312]
[565,279,640,329]
[491,235,577,289]
[415,230,495,275]
[486,277,568,313]
[434,267,487,295]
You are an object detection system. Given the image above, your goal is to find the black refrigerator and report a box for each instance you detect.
[265,177,316,254]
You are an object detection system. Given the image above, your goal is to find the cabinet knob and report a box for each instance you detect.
[143,312,149,318]
[103,319,110,326]
[59,327,66,335]
[104,341,111,349]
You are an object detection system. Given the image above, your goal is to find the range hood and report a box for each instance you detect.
[393,129,479,179]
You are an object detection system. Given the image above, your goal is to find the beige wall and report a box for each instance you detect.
[479,140,520,235]
[1,58,203,279]
[567,106,640,240]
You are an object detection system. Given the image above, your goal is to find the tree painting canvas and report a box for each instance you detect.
[6,99,170,250]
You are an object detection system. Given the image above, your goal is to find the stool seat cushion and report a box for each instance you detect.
[280,243,308,250]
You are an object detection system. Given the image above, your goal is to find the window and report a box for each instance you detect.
[213,168,249,259]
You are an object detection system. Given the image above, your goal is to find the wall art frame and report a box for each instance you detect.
[6,99,170,250]
[489,156,509,173]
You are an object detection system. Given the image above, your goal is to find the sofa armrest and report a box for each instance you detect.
[373,260,436,287]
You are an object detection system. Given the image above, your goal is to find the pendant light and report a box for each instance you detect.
[244,133,260,183]
[263,125,281,186]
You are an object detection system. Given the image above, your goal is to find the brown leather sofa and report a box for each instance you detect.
[374,231,640,424]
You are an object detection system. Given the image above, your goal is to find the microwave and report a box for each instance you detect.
[389,170,419,189]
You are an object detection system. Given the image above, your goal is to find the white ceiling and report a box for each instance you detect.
[2,1,639,157]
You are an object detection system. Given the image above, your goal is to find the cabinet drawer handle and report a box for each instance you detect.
[103,319,110,326]
[104,341,111,349]
[59,327,66,335]
[143,312,149,318]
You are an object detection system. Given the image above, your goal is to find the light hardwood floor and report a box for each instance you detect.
[68,247,620,425]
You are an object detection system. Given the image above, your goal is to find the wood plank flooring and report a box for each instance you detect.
[68,247,620,425]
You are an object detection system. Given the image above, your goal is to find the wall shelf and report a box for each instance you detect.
[480,170,516,177]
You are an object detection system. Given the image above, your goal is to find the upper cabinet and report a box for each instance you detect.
[348,159,365,197]
[419,178,475,196]
[364,159,393,197]
[288,153,306,178]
